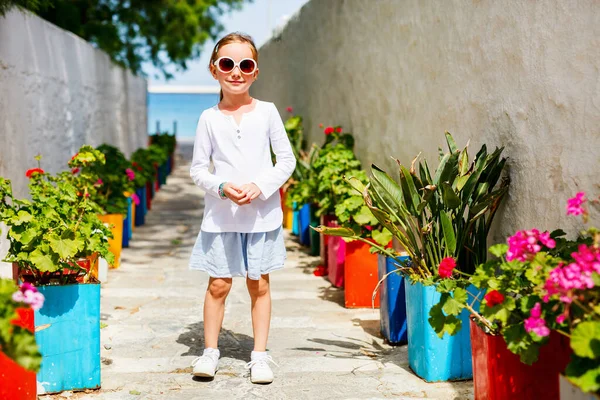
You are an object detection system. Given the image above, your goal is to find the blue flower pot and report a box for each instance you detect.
[298,203,311,246]
[378,254,409,345]
[35,284,101,393]
[122,197,132,248]
[291,202,299,236]
[135,187,146,225]
[405,280,479,382]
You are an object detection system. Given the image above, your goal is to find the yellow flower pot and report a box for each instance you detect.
[97,213,124,269]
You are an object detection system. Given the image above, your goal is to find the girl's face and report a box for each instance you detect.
[211,42,259,97]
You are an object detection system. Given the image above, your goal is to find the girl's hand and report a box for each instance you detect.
[238,183,262,204]
[223,183,246,205]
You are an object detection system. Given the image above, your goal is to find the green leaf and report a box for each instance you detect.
[489,244,508,258]
[353,205,378,225]
[11,210,33,226]
[440,210,456,255]
[29,248,58,272]
[311,226,357,238]
[48,233,82,259]
[441,182,461,209]
[564,354,600,393]
[371,228,392,247]
[571,321,600,359]
[445,132,458,153]
[442,288,467,316]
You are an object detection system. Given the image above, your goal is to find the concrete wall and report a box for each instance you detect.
[252,0,600,240]
[0,9,148,276]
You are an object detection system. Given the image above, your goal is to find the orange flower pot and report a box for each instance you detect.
[0,308,36,400]
[344,240,380,308]
[97,213,124,268]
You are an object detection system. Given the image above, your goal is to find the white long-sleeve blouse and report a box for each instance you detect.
[190,100,296,233]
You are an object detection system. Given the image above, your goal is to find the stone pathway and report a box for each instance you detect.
[48,146,473,400]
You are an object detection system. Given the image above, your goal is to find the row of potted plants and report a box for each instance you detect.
[0,134,176,398]
[313,132,599,398]
[281,110,391,308]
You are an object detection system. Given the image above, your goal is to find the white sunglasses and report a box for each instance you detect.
[213,57,257,75]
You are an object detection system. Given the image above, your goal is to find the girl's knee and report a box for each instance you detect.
[208,278,232,299]
[247,275,270,297]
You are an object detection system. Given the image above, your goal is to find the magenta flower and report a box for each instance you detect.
[524,303,550,337]
[566,192,586,216]
[506,229,556,262]
[543,244,599,303]
[125,168,135,181]
[12,282,45,311]
[131,193,140,206]
[556,314,566,324]
[95,179,103,186]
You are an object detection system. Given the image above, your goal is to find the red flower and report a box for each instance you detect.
[324,126,334,135]
[71,168,80,174]
[319,123,324,128]
[438,257,456,278]
[71,153,79,161]
[335,126,342,133]
[286,106,293,113]
[313,265,327,276]
[484,290,505,307]
[25,168,44,178]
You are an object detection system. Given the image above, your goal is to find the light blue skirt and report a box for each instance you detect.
[189,226,286,280]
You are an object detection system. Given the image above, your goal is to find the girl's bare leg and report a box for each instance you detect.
[246,274,271,351]
[204,277,233,349]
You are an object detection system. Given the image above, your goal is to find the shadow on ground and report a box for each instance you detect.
[177,321,255,363]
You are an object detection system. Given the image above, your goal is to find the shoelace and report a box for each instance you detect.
[191,353,218,367]
[245,355,279,370]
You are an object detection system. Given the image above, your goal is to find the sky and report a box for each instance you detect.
[144,0,310,88]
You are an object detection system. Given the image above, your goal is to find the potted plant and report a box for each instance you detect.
[317,132,509,381]
[0,279,43,400]
[149,133,176,181]
[131,148,154,221]
[81,144,137,268]
[147,143,170,192]
[0,151,112,394]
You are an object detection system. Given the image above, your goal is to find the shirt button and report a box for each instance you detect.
[237,129,240,133]
[237,135,241,139]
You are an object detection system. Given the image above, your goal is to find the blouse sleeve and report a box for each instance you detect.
[253,103,297,200]
[189,113,225,199]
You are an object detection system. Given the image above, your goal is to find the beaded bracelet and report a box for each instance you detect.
[218,182,227,199]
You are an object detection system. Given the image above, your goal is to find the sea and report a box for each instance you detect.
[147,93,220,138]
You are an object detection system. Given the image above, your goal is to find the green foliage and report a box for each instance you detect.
[149,133,176,155]
[0,148,114,284]
[29,0,248,77]
[0,0,50,16]
[320,132,509,280]
[0,279,41,371]
[130,149,154,188]
[79,144,136,215]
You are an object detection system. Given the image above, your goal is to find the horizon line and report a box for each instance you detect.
[148,85,220,94]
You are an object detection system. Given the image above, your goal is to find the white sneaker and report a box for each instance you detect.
[191,348,220,377]
[245,353,278,384]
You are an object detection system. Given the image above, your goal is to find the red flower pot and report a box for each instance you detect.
[0,308,36,400]
[146,181,153,210]
[344,240,380,308]
[470,318,571,399]
[320,215,336,271]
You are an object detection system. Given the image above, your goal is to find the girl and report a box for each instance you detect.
[188,32,296,384]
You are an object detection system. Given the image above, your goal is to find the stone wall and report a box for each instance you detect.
[252,0,600,240]
[0,9,148,277]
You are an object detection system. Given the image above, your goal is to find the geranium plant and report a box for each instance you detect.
[0,149,114,285]
[0,278,43,371]
[80,144,136,215]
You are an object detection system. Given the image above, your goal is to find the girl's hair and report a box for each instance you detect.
[209,32,258,101]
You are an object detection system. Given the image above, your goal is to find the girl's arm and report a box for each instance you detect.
[190,114,225,199]
[253,103,297,200]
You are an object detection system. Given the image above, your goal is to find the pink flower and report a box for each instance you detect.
[95,179,103,186]
[131,193,140,206]
[286,106,293,113]
[566,192,586,216]
[125,168,135,181]
[543,244,599,303]
[506,229,555,262]
[438,257,456,278]
[524,303,550,337]
[12,282,45,311]
[556,314,566,324]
